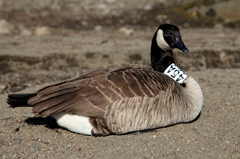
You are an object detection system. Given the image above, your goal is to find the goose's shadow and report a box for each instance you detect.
[24,112,201,135]
[25,116,60,129]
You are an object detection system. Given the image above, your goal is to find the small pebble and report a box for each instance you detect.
[0,19,14,35]
[21,29,32,37]
[119,27,134,36]
[0,84,6,91]
[94,25,103,32]
[35,26,51,36]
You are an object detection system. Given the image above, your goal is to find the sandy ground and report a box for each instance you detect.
[0,28,239,158]
[0,68,239,158]
[0,0,240,158]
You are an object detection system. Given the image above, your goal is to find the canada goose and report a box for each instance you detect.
[7,24,203,136]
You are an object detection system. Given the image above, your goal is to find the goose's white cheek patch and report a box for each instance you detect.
[156,29,172,51]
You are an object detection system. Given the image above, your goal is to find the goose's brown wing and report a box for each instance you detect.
[28,64,171,118]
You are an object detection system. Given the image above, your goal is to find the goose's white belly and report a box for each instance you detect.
[51,112,93,135]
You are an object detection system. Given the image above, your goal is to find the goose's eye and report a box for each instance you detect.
[165,31,170,35]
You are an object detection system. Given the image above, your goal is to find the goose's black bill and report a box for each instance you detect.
[175,37,189,53]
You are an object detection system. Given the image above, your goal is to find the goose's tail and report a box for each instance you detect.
[7,93,36,108]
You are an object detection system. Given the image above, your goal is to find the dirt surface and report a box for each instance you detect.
[1,69,240,158]
[0,0,240,158]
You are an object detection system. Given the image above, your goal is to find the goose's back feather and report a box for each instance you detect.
[28,64,174,118]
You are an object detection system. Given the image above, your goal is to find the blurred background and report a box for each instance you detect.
[1,0,240,30]
[0,0,240,94]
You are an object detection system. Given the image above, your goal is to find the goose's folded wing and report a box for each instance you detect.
[28,65,172,118]
[69,63,153,81]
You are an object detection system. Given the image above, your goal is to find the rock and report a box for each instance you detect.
[34,26,51,36]
[97,3,108,10]
[81,21,88,26]
[105,0,115,3]
[0,84,6,91]
[119,27,134,36]
[144,4,152,11]
[183,23,191,29]
[220,51,235,66]
[0,19,14,35]
[119,19,125,24]
[21,29,32,37]
[214,23,224,30]
[94,25,103,32]
[205,8,216,17]
[118,2,125,8]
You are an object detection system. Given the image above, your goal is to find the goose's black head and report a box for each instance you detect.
[151,24,189,72]
[156,24,189,53]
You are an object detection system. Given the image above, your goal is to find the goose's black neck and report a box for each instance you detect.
[150,35,174,73]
